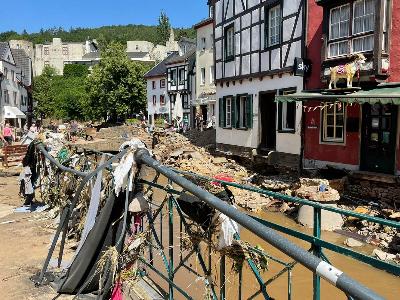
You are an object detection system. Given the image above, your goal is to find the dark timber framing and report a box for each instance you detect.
[214,0,306,83]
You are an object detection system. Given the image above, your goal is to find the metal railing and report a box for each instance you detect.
[32,142,398,300]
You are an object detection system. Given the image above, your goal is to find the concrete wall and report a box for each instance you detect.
[34,38,87,76]
[9,40,34,60]
[127,41,154,53]
[216,74,303,154]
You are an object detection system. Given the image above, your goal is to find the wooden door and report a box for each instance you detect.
[360,103,398,174]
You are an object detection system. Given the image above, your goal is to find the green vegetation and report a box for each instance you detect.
[86,42,150,122]
[0,24,195,45]
[33,43,151,122]
[33,66,89,120]
[156,12,172,45]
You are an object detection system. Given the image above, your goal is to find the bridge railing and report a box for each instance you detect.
[33,142,396,300]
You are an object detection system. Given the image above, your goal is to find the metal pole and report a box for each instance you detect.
[135,149,385,300]
[220,254,226,300]
[168,190,174,300]
[313,207,322,300]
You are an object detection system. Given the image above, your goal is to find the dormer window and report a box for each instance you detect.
[328,0,375,58]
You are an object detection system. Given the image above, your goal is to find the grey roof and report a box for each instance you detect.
[179,37,196,44]
[127,52,150,59]
[144,52,179,78]
[10,49,31,86]
[166,48,196,65]
[82,51,100,60]
[0,42,9,60]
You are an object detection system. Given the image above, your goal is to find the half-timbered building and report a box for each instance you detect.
[212,0,306,168]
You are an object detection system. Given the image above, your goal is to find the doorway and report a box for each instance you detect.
[360,103,398,174]
[259,92,277,151]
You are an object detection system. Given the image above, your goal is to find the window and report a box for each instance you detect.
[178,68,185,85]
[209,5,214,18]
[170,69,177,85]
[225,98,232,127]
[44,61,50,67]
[62,47,68,56]
[13,92,17,105]
[152,95,156,106]
[328,2,375,58]
[160,79,165,88]
[330,5,350,40]
[11,70,14,81]
[182,95,190,109]
[353,0,375,34]
[201,37,206,50]
[200,68,206,85]
[224,25,234,61]
[3,67,8,79]
[152,81,156,89]
[238,96,248,128]
[322,102,345,142]
[279,90,296,132]
[210,66,214,84]
[21,95,26,106]
[210,34,214,49]
[268,5,281,46]
[44,47,49,55]
[352,34,374,53]
[3,90,9,104]
[160,95,165,105]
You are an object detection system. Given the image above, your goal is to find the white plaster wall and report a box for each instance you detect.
[146,76,169,123]
[216,74,303,155]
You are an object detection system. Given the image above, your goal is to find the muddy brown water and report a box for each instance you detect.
[142,170,399,300]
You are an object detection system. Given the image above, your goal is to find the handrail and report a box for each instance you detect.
[134,149,385,300]
[33,142,386,300]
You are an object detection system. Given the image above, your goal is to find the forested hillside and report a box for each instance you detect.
[0,24,195,45]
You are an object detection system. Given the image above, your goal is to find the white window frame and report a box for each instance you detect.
[200,68,206,85]
[62,46,69,56]
[322,102,345,143]
[170,69,177,86]
[160,79,165,88]
[268,5,281,46]
[352,34,374,53]
[281,102,296,131]
[210,34,214,49]
[238,95,247,128]
[44,47,49,55]
[3,90,9,104]
[353,0,375,35]
[225,98,232,128]
[209,66,214,84]
[225,25,234,60]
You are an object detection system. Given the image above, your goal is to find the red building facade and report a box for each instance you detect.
[302,0,400,175]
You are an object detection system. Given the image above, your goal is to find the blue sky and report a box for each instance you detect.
[1,0,208,33]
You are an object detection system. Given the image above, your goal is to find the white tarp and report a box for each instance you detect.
[4,106,26,119]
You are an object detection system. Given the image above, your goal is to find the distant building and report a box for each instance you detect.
[0,42,31,128]
[34,38,98,76]
[194,16,216,129]
[144,52,179,125]
[9,40,34,61]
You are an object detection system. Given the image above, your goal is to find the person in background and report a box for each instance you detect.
[3,122,14,145]
[29,123,38,133]
[70,120,78,143]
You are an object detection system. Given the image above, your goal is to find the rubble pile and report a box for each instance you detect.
[341,206,400,262]
[294,178,340,202]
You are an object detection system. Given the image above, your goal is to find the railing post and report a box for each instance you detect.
[313,207,322,300]
[168,191,174,300]
[220,254,226,300]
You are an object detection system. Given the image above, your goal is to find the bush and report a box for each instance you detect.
[126,118,140,125]
[63,64,89,78]
[155,118,165,127]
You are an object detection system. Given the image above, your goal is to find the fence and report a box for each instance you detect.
[32,142,398,300]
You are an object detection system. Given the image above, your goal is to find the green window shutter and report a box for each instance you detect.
[246,94,253,129]
[219,98,224,128]
[278,102,283,131]
[231,96,237,128]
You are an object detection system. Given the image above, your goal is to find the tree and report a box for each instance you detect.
[85,42,148,122]
[156,11,171,45]
[63,64,89,78]
[33,66,57,118]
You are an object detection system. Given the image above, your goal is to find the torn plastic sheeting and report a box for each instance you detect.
[217,208,241,250]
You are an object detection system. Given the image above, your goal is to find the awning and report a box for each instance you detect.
[4,106,26,119]
[275,83,400,105]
